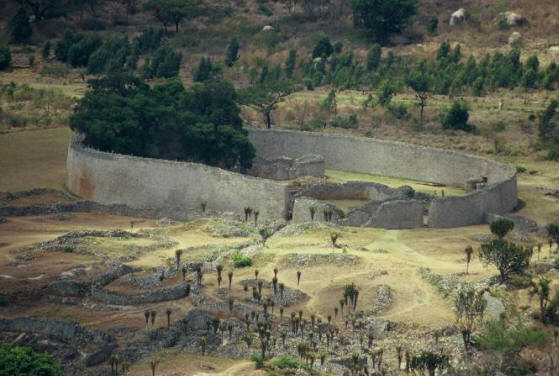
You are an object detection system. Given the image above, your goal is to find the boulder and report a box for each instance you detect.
[508,31,522,45]
[450,8,466,26]
[262,25,273,32]
[365,318,392,339]
[483,291,505,320]
[495,12,527,27]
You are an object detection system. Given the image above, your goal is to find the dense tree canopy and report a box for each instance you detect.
[352,0,417,44]
[0,345,65,376]
[70,74,255,170]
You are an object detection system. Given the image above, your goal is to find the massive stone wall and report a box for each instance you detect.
[248,129,517,228]
[67,137,288,222]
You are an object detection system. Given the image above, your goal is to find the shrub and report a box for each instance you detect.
[148,45,181,78]
[312,37,333,59]
[366,44,381,71]
[0,46,11,71]
[480,239,529,283]
[9,8,32,44]
[352,0,417,44]
[515,166,526,173]
[376,79,393,107]
[546,148,559,161]
[427,14,438,34]
[0,345,64,376]
[490,218,515,238]
[272,356,302,370]
[232,250,252,267]
[442,102,475,133]
[86,37,130,74]
[285,49,296,77]
[224,38,239,67]
[193,57,213,82]
[41,40,51,60]
[67,34,102,67]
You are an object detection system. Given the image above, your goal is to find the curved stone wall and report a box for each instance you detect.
[248,129,517,228]
[67,136,288,222]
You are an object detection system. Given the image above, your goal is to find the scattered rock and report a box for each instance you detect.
[508,31,522,45]
[262,25,273,31]
[282,253,360,267]
[483,291,505,320]
[450,8,466,26]
[369,284,392,315]
[51,213,73,221]
[495,12,527,27]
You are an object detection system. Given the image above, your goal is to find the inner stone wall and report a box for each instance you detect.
[67,136,288,222]
[248,129,517,228]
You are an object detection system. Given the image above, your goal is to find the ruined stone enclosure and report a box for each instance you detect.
[67,129,518,229]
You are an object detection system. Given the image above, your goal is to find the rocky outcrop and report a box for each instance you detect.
[508,31,522,45]
[450,8,466,26]
[495,12,527,27]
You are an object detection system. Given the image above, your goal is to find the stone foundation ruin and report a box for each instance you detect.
[65,129,518,229]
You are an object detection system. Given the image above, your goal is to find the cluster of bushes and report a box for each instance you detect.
[0,345,64,376]
[290,40,559,95]
[70,74,255,169]
[51,28,181,78]
[0,83,75,128]
[232,250,252,267]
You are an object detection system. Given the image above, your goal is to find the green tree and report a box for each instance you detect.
[548,223,559,249]
[427,14,438,34]
[41,40,51,60]
[406,64,431,124]
[193,57,213,82]
[70,74,255,170]
[490,218,515,239]
[239,80,294,129]
[479,239,529,283]
[312,37,333,59]
[224,38,239,67]
[144,0,200,32]
[0,345,65,376]
[366,43,381,71]
[539,100,558,143]
[0,34,11,71]
[442,102,475,133]
[352,0,417,44]
[9,8,32,44]
[376,79,393,107]
[17,0,67,22]
[146,44,181,78]
[454,287,486,353]
[285,49,296,78]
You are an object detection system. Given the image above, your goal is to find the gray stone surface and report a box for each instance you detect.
[248,154,324,180]
[291,197,344,223]
[249,129,517,228]
[298,181,412,201]
[368,200,424,229]
[483,291,505,320]
[67,136,288,223]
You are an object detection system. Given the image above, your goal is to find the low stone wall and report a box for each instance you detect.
[298,181,413,201]
[67,136,288,223]
[91,283,190,305]
[249,129,517,228]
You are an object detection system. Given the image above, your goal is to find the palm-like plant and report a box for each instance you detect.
[216,265,223,287]
[296,270,301,286]
[199,336,207,355]
[149,359,160,376]
[309,206,316,221]
[175,249,182,271]
[254,210,259,226]
[166,308,172,327]
[150,310,157,326]
[144,310,150,327]
[228,271,233,291]
[465,246,473,274]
